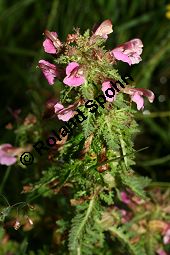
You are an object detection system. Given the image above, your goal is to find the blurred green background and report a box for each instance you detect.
[0,0,170,253]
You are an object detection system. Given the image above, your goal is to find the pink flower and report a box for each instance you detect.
[43,30,62,54]
[156,248,167,255]
[102,81,116,102]
[0,144,17,166]
[63,62,85,87]
[54,103,75,121]
[111,39,143,65]
[163,228,170,244]
[94,19,113,39]
[121,191,131,204]
[38,60,59,85]
[123,88,155,110]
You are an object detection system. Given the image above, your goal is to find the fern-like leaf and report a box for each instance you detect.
[108,226,146,255]
[121,175,151,199]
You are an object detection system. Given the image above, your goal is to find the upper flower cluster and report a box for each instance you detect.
[38,20,154,121]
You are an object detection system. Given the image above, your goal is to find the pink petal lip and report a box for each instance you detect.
[131,92,144,110]
[63,76,85,87]
[111,50,132,65]
[65,62,79,75]
[63,62,85,87]
[0,156,17,166]
[156,249,167,255]
[0,144,17,166]
[121,191,131,204]
[43,39,56,54]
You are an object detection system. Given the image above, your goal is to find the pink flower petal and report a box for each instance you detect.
[112,50,132,65]
[63,62,85,87]
[63,76,85,87]
[0,144,13,151]
[43,31,58,54]
[163,229,170,244]
[0,155,17,166]
[65,62,79,76]
[94,19,113,39]
[121,191,131,204]
[38,60,58,85]
[54,103,75,122]
[0,144,17,166]
[131,92,144,110]
[128,53,142,65]
[157,248,167,255]
[54,103,64,112]
[132,88,155,103]
[43,39,56,54]
[123,87,155,111]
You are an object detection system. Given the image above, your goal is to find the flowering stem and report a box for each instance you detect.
[108,226,137,255]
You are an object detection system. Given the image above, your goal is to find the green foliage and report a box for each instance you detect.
[0,227,19,254]
[69,198,103,255]
[108,226,147,255]
[82,109,96,138]
[99,189,114,205]
[145,232,158,255]
[121,175,151,199]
